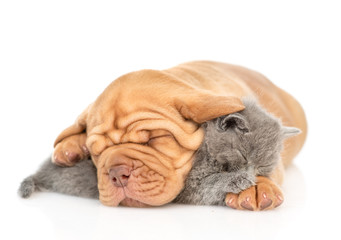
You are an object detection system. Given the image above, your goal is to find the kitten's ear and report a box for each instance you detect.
[218,113,249,133]
[282,126,301,139]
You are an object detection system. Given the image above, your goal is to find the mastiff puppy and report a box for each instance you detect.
[52,61,307,210]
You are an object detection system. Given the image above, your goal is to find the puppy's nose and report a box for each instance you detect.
[109,165,131,187]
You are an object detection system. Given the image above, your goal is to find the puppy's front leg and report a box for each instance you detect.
[53,133,89,166]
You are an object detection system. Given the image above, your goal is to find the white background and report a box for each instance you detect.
[1,0,340,239]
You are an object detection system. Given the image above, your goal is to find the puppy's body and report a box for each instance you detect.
[20,99,299,208]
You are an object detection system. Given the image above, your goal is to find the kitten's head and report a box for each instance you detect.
[203,98,301,176]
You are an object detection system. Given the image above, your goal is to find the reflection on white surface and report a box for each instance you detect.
[11,164,311,240]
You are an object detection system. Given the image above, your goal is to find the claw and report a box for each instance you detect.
[259,199,273,210]
[225,196,237,209]
[66,151,81,163]
[241,200,254,211]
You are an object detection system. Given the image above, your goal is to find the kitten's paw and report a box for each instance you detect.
[225,176,283,211]
[18,177,35,198]
[227,172,255,194]
[52,133,89,167]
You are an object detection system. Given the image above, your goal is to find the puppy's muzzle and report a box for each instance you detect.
[109,165,131,187]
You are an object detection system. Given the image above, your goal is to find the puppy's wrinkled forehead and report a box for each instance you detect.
[82,69,245,159]
[86,92,201,157]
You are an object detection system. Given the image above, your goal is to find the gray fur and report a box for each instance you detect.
[18,177,36,198]
[18,98,300,206]
[18,158,98,199]
[173,98,300,205]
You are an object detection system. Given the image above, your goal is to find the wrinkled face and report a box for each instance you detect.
[84,76,205,207]
[86,112,203,207]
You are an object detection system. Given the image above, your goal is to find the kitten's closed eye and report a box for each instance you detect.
[220,150,248,172]
[223,162,241,172]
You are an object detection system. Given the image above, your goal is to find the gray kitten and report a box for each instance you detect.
[19,158,99,199]
[18,99,300,205]
[174,98,300,205]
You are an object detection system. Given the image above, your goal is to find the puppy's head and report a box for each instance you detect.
[54,70,245,207]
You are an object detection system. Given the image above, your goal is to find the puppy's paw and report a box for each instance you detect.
[52,133,89,166]
[225,176,283,211]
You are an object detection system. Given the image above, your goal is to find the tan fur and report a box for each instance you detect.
[53,61,307,209]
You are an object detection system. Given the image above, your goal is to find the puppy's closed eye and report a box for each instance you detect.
[148,134,173,145]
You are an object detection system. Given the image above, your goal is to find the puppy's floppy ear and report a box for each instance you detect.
[217,113,250,133]
[53,105,89,147]
[175,91,245,123]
